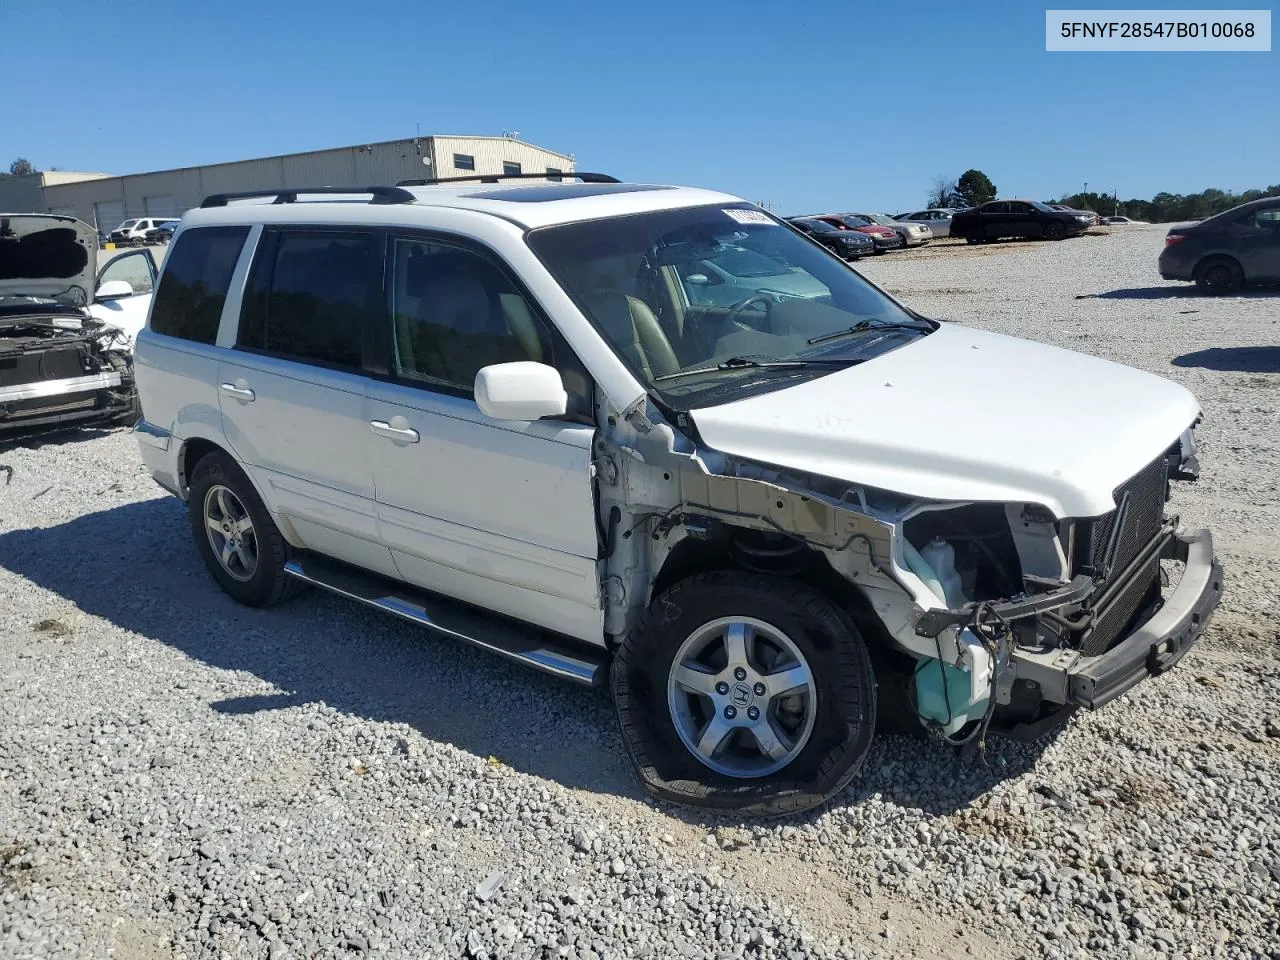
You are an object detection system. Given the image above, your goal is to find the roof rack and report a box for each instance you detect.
[396,171,619,187]
[200,186,416,208]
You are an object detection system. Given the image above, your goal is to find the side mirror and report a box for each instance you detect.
[95,280,134,301]
[474,362,567,421]
[684,273,709,285]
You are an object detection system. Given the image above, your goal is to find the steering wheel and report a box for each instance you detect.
[726,292,776,325]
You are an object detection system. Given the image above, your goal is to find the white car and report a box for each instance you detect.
[109,217,178,246]
[894,208,956,237]
[132,178,1222,815]
[1103,216,1149,225]
[1,214,148,436]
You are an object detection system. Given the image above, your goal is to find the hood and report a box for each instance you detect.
[689,323,1201,518]
[0,214,96,307]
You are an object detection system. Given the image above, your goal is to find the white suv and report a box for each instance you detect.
[133,177,1222,815]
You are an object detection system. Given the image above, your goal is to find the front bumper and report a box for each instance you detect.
[0,371,130,434]
[1066,527,1221,708]
[838,241,874,258]
[871,234,904,251]
[914,526,1222,711]
[901,232,932,246]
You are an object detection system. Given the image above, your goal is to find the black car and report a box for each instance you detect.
[145,220,178,244]
[949,200,1093,243]
[787,217,875,260]
[1158,197,1280,293]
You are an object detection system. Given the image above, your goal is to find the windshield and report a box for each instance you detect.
[797,218,837,234]
[527,204,929,408]
[859,213,898,226]
[116,220,140,230]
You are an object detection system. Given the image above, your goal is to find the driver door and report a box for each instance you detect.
[87,248,156,344]
[365,234,604,644]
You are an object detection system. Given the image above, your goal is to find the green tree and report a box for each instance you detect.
[955,169,997,207]
[8,157,36,176]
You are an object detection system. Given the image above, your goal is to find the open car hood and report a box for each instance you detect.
[0,214,97,308]
[689,323,1201,519]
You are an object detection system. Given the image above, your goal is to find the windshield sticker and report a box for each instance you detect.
[723,209,774,225]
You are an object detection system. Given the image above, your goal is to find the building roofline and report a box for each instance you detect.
[41,135,574,192]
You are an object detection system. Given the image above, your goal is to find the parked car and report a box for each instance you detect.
[133,180,1219,816]
[0,214,149,437]
[1102,216,1149,225]
[894,209,955,238]
[1158,197,1280,293]
[950,200,1093,243]
[145,220,179,244]
[811,214,904,252]
[786,217,875,259]
[1047,204,1101,226]
[846,212,932,247]
[110,217,178,246]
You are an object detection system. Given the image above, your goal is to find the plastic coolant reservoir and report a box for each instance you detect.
[914,631,993,739]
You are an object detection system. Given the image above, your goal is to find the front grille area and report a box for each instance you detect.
[1070,455,1171,656]
[1081,455,1169,579]
[1078,553,1161,655]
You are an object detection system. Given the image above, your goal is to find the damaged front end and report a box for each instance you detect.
[0,311,138,437]
[597,403,1221,747]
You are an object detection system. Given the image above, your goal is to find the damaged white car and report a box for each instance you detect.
[131,178,1222,815]
[1,214,152,438]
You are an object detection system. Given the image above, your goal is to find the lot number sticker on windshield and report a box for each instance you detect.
[723,209,774,225]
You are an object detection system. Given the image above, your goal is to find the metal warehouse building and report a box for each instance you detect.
[0,135,575,231]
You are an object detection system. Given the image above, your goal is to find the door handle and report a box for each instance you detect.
[219,383,255,402]
[370,419,420,443]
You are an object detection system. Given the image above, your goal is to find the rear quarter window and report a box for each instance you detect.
[150,226,251,344]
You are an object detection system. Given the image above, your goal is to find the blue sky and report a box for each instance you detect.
[2,1,1275,213]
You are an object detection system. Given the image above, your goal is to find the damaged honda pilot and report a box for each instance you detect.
[131,177,1223,816]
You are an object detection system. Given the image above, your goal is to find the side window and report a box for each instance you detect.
[503,161,522,176]
[1246,207,1280,230]
[1008,202,1031,213]
[98,251,154,296]
[239,230,381,369]
[546,167,563,182]
[150,226,249,343]
[453,153,475,171]
[389,239,554,393]
[984,202,1008,214]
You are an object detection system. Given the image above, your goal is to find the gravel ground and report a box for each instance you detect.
[2,226,1278,959]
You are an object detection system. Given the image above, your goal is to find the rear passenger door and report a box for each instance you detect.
[218,226,397,577]
[364,234,603,644]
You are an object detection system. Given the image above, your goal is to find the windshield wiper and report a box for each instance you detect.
[655,355,860,383]
[806,318,930,346]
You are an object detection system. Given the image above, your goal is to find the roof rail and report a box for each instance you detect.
[200,186,416,208]
[396,171,619,187]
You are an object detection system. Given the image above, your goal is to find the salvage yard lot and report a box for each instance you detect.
[2,227,1277,959]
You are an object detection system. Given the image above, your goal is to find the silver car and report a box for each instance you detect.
[847,211,933,247]
[894,208,956,238]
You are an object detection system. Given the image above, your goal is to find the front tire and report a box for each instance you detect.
[612,571,876,817]
[1044,221,1066,241]
[187,451,303,607]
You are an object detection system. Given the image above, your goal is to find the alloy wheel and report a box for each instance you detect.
[203,484,258,582]
[666,616,818,778]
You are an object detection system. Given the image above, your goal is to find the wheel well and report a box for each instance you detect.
[1196,253,1242,274]
[651,526,898,653]
[179,438,223,494]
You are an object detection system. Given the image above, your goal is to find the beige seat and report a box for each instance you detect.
[582,290,680,380]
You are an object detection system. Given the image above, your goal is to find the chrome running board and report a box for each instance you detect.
[283,555,604,687]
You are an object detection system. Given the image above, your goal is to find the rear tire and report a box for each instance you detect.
[187,451,304,607]
[1194,257,1244,294]
[612,570,876,817]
